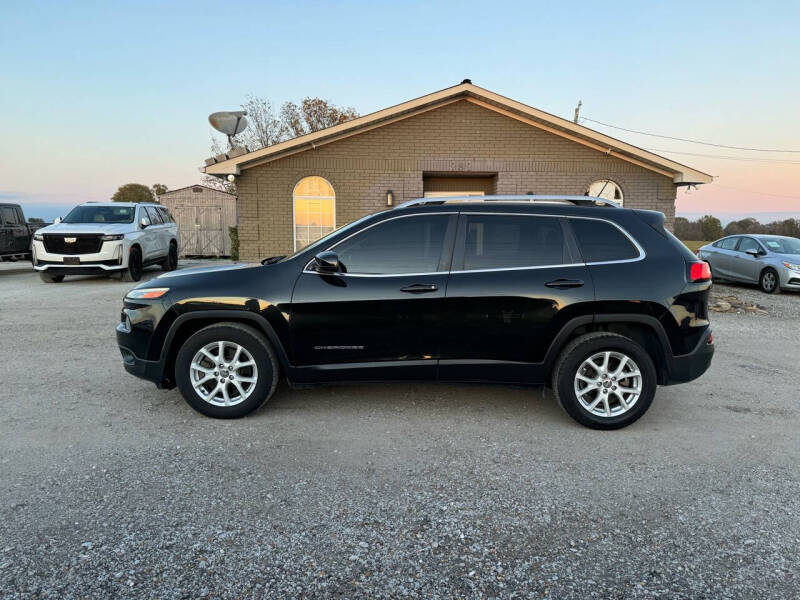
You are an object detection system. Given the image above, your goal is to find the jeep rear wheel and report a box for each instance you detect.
[175,322,279,418]
[552,332,657,430]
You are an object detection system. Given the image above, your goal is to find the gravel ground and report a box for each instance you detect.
[1,262,799,598]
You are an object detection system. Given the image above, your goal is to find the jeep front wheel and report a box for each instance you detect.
[551,332,657,430]
[175,322,279,418]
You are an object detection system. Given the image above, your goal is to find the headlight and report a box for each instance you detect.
[101,234,125,241]
[126,287,169,300]
[783,261,800,271]
[33,233,44,241]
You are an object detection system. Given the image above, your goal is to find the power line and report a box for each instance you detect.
[582,117,800,153]
[713,185,800,201]
[642,147,800,164]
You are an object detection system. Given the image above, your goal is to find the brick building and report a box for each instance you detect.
[203,82,712,261]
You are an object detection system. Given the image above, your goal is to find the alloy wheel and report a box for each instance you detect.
[190,341,259,406]
[762,271,776,292]
[573,351,642,418]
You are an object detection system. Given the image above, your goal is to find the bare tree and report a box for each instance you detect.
[236,95,283,150]
[279,97,359,139]
[206,95,359,193]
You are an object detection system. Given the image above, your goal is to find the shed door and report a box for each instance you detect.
[173,206,197,255]
[197,206,224,256]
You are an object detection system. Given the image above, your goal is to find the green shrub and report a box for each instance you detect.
[229,226,239,261]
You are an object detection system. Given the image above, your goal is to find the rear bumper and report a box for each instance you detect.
[663,329,714,385]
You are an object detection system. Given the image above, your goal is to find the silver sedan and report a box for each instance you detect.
[697,234,800,294]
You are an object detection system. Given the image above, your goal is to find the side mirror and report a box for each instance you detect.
[746,249,760,258]
[54,217,62,224]
[313,251,340,273]
[140,217,151,229]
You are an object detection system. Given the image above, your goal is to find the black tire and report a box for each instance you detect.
[551,332,657,430]
[759,268,781,294]
[161,241,178,271]
[39,271,64,283]
[175,322,279,418]
[121,246,143,282]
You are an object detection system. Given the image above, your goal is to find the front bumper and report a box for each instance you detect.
[663,329,714,385]
[118,342,171,388]
[32,239,125,272]
[779,265,800,290]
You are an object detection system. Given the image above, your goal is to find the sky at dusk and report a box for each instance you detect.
[1,0,798,221]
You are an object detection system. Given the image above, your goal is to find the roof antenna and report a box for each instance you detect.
[573,100,582,124]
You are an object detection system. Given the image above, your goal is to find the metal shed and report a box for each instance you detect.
[158,185,237,257]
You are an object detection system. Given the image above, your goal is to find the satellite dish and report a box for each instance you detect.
[209,111,248,149]
[209,111,248,135]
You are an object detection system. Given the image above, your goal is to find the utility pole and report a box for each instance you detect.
[573,100,582,124]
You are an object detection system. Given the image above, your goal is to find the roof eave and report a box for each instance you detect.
[202,82,714,185]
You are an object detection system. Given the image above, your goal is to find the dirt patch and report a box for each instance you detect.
[709,292,768,315]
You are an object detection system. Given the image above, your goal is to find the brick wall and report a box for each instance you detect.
[237,100,677,260]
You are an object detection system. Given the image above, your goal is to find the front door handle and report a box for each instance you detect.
[545,278,584,289]
[400,283,438,294]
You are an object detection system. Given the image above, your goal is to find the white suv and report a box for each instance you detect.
[32,202,179,283]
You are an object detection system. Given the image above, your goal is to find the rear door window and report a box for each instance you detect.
[570,218,640,263]
[716,237,739,250]
[455,214,569,270]
[333,214,451,275]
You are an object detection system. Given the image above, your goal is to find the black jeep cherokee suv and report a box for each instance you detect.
[117,196,713,429]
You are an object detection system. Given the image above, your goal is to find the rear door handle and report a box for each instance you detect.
[545,278,584,289]
[400,283,438,294]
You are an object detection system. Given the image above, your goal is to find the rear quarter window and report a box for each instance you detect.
[570,218,639,263]
[459,214,569,270]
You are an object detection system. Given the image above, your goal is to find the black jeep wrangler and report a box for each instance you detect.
[117,196,713,429]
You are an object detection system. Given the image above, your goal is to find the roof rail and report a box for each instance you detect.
[394,195,621,209]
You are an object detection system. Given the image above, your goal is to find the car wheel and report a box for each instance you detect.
[121,246,143,282]
[175,322,279,418]
[759,268,780,294]
[39,271,64,283]
[551,332,657,430]
[162,242,178,271]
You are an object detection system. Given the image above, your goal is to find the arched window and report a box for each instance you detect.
[586,179,624,205]
[293,176,335,251]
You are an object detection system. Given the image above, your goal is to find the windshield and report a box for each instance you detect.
[63,205,135,224]
[279,213,380,261]
[758,236,800,255]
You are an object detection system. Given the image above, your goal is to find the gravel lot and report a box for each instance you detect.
[1,262,799,598]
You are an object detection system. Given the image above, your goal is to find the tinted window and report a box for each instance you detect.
[158,207,174,223]
[570,219,639,262]
[145,206,164,225]
[738,237,760,253]
[63,205,135,224]
[1,207,20,225]
[716,237,739,250]
[334,215,449,274]
[459,215,568,270]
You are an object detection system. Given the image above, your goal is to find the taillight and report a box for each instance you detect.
[689,261,711,282]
